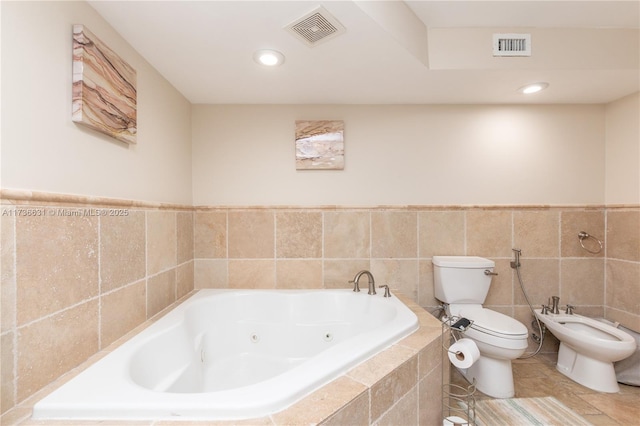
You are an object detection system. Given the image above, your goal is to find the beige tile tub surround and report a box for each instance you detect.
[418,211,465,258]
[147,211,178,275]
[324,259,371,289]
[229,259,276,289]
[16,213,99,325]
[1,214,16,333]
[1,332,15,414]
[100,211,146,292]
[275,211,322,259]
[194,211,227,258]
[177,261,195,300]
[371,211,417,258]
[100,280,146,348]
[371,258,419,301]
[228,210,274,258]
[324,211,370,258]
[276,259,323,289]
[1,193,195,417]
[17,300,99,402]
[147,269,178,318]
[177,211,194,264]
[2,291,444,426]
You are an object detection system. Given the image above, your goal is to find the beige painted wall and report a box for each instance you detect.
[605,92,640,204]
[192,104,605,206]
[1,1,192,205]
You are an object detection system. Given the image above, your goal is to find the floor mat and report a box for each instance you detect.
[475,396,593,426]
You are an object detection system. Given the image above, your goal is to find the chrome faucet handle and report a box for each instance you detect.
[349,280,360,292]
[379,285,391,298]
[541,305,549,315]
[565,304,575,315]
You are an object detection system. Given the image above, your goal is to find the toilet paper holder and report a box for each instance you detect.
[449,317,473,332]
[444,316,475,356]
[442,316,477,425]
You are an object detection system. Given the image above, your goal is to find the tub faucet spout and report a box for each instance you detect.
[353,270,376,295]
[550,296,560,314]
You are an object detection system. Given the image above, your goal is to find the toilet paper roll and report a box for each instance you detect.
[443,416,469,426]
[448,338,480,368]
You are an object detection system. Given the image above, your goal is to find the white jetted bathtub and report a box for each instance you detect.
[33,289,419,421]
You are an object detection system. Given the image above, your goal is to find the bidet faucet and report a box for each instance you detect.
[511,248,522,269]
[351,270,376,295]
[550,296,560,314]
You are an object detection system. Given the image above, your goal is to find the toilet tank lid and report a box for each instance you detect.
[432,256,495,268]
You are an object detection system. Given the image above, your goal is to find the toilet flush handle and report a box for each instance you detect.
[484,270,498,276]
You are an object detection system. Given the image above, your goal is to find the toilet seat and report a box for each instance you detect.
[455,306,528,349]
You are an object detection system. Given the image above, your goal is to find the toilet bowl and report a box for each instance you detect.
[447,304,528,398]
[535,309,636,393]
[433,256,529,399]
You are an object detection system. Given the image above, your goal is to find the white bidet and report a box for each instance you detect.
[535,309,636,392]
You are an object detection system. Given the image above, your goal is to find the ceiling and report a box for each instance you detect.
[89,1,640,105]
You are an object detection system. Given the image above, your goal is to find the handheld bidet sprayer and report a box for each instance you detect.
[511,248,522,269]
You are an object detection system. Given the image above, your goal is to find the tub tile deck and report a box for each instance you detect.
[3,291,444,426]
[10,291,638,426]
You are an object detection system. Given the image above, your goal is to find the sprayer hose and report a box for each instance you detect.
[516,265,545,359]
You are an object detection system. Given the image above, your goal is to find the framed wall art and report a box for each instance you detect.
[295,120,344,170]
[72,24,137,144]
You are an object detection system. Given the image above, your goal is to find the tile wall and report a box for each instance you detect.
[2,196,638,418]
[0,198,194,414]
[606,208,640,330]
[192,206,640,352]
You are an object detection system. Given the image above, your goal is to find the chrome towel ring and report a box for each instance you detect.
[578,231,603,254]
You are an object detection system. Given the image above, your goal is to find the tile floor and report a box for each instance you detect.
[450,353,640,425]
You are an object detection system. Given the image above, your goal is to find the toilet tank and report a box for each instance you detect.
[432,256,495,304]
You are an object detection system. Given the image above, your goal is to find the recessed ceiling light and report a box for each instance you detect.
[519,82,549,94]
[253,49,285,66]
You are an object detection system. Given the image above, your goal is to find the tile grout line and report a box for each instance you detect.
[321,211,325,289]
[273,211,277,288]
[144,211,148,319]
[174,212,178,302]
[97,215,102,350]
[12,214,18,409]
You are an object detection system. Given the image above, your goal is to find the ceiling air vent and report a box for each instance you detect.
[285,6,346,47]
[493,33,531,57]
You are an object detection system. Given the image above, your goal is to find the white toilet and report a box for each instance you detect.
[535,309,636,393]
[433,256,528,399]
